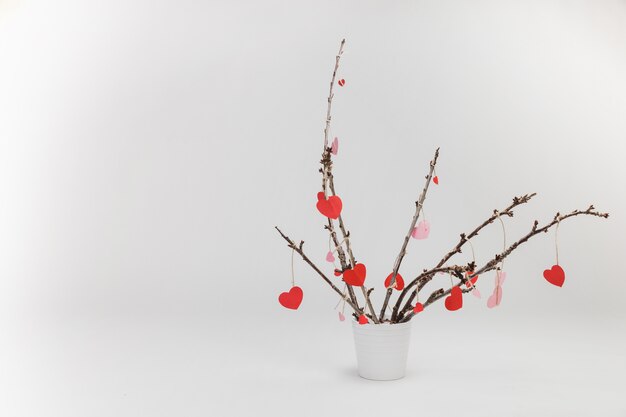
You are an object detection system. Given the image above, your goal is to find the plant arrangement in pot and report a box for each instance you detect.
[274,39,609,381]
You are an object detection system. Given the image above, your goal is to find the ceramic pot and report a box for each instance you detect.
[351,319,412,380]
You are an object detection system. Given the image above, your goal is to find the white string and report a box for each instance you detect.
[290,247,295,287]
[555,217,561,265]
[494,210,507,270]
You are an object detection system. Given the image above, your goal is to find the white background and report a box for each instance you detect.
[1,0,625,416]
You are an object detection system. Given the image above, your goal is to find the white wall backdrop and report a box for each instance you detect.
[1,1,625,416]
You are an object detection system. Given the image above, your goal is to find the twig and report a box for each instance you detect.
[378,148,440,321]
[398,205,609,322]
[393,193,536,320]
[275,227,362,314]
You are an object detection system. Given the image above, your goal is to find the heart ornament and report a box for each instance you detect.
[444,286,463,311]
[278,286,303,310]
[413,302,424,314]
[338,311,345,322]
[358,314,368,324]
[384,272,405,290]
[343,263,366,286]
[543,264,565,287]
[331,137,339,155]
[411,220,430,240]
[325,251,335,263]
[316,192,343,219]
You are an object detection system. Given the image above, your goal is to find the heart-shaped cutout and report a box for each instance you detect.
[316,192,343,219]
[333,269,342,277]
[543,264,565,287]
[343,263,366,286]
[338,311,345,321]
[444,286,463,311]
[487,285,503,308]
[495,270,507,286]
[413,302,424,314]
[358,314,368,324]
[433,176,439,185]
[278,286,303,310]
[411,220,430,240]
[331,137,339,155]
[325,251,335,263]
[464,271,479,288]
[384,272,405,290]
[338,79,345,86]
[471,287,481,298]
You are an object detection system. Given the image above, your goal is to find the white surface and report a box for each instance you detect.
[1,0,625,415]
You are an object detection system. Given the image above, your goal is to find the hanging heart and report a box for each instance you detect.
[433,176,439,185]
[316,192,343,219]
[338,311,345,322]
[343,263,367,286]
[331,137,339,155]
[487,285,503,308]
[543,264,565,287]
[413,302,424,314]
[384,272,405,290]
[333,269,342,277]
[358,314,369,324]
[464,271,479,288]
[444,286,463,311]
[411,220,430,240]
[325,251,335,263]
[278,286,303,310]
[495,270,507,285]
[338,79,345,87]
[471,287,481,298]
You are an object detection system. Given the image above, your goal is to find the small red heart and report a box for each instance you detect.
[338,79,345,86]
[343,263,366,286]
[358,314,368,324]
[543,264,565,287]
[334,269,342,277]
[413,302,424,314]
[278,286,303,310]
[384,272,405,290]
[464,271,479,288]
[444,286,463,311]
[433,176,439,185]
[316,192,343,219]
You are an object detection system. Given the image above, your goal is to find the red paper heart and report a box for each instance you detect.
[316,192,343,219]
[338,79,345,86]
[358,314,368,324]
[278,286,303,310]
[464,271,479,288]
[433,176,439,185]
[413,302,424,314]
[444,286,463,311]
[343,263,366,286]
[543,264,565,287]
[333,269,342,277]
[384,272,405,290]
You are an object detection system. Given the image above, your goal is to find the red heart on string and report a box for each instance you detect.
[444,286,463,311]
[543,264,565,287]
[278,286,303,310]
[433,176,439,185]
[413,302,424,314]
[358,314,368,324]
[384,272,405,290]
[464,271,479,288]
[343,263,366,286]
[338,79,345,86]
[316,192,343,219]
[333,269,342,277]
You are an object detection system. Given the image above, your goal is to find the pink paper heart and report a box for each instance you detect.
[326,251,335,262]
[331,137,339,155]
[338,311,345,321]
[487,286,503,308]
[472,287,481,298]
[411,220,430,240]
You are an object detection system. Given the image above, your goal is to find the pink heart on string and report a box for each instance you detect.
[325,251,335,262]
[338,311,345,321]
[411,220,430,240]
[471,287,481,298]
[331,137,339,155]
[487,286,503,308]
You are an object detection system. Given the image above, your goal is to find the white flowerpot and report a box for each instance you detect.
[351,319,412,380]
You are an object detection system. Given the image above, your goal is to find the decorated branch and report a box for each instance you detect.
[275,39,609,324]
